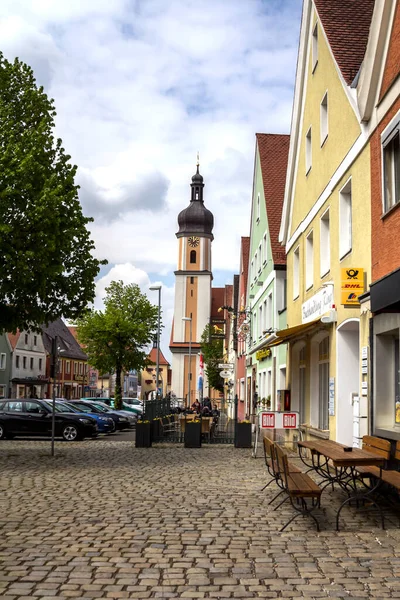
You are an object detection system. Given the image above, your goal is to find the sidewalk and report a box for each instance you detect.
[0,440,400,599]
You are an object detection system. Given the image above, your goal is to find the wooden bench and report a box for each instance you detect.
[262,436,302,497]
[274,443,322,532]
[357,437,400,496]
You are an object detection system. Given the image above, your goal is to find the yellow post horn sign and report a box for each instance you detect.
[341,268,364,306]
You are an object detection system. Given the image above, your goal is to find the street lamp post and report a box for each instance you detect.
[182,317,192,408]
[149,285,162,399]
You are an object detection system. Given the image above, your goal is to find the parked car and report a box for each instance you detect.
[84,397,143,416]
[0,399,98,441]
[68,400,133,430]
[51,400,116,434]
[82,400,137,427]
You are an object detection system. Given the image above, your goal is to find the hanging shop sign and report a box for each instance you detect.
[341,268,364,306]
[256,348,271,361]
[302,285,334,323]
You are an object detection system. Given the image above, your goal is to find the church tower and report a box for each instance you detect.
[170,160,214,404]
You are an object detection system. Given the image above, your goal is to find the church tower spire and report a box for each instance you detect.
[170,160,214,404]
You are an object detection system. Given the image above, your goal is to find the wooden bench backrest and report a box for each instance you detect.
[274,443,289,485]
[263,436,274,459]
[395,441,400,462]
[362,435,391,460]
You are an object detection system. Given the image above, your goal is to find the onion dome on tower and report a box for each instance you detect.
[177,157,214,239]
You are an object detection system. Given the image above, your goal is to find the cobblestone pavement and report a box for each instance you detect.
[1,441,400,599]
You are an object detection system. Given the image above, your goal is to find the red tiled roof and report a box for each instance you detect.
[7,330,20,350]
[256,134,290,266]
[147,347,170,366]
[314,0,375,86]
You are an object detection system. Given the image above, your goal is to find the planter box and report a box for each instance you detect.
[184,422,202,448]
[235,422,252,448]
[151,419,162,441]
[136,422,152,448]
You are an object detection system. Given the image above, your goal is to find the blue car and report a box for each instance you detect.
[51,401,116,434]
[67,400,134,430]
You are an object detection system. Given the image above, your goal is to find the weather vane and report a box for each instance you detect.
[196,151,200,167]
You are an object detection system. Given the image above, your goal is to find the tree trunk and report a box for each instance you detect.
[115,365,122,410]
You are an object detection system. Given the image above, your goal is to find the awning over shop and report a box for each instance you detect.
[260,318,322,350]
[370,267,400,313]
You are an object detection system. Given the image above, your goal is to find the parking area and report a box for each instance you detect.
[1,441,400,599]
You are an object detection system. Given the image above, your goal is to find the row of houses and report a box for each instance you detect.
[221,0,400,446]
[0,320,171,401]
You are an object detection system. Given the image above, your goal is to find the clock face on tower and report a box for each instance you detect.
[188,236,200,247]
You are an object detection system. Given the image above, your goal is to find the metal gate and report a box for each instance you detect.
[143,396,238,444]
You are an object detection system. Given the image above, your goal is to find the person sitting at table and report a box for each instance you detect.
[211,404,220,424]
[201,405,211,417]
[203,396,212,410]
[191,399,200,413]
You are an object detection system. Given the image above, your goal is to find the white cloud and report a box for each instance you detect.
[0,0,302,360]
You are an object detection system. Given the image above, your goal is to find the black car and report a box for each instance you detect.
[67,400,133,431]
[0,399,98,441]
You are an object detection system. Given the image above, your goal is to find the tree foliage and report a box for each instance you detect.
[200,324,224,393]
[76,281,159,409]
[0,53,105,332]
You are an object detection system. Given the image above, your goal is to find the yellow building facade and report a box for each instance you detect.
[278,1,374,444]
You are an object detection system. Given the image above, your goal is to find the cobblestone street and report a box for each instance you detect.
[1,441,400,599]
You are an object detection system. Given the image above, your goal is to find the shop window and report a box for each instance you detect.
[382,113,400,213]
[190,250,196,264]
[339,178,352,258]
[318,337,329,430]
[320,208,330,277]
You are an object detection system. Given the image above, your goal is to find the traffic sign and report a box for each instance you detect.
[218,363,234,369]
[220,370,232,379]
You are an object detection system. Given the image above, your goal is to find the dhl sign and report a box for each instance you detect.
[341,268,364,306]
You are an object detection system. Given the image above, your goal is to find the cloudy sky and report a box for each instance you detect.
[0,0,302,360]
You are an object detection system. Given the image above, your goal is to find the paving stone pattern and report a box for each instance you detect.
[0,441,400,599]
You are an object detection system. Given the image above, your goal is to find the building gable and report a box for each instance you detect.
[380,0,400,101]
[280,0,370,249]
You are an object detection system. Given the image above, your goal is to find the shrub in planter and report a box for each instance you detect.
[136,420,152,447]
[184,419,202,448]
[235,420,252,448]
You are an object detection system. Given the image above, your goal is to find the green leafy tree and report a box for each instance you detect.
[76,281,159,409]
[200,324,224,394]
[0,53,105,332]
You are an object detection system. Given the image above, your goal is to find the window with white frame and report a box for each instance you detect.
[16,355,20,368]
[257,193,260,221]
[258,243,262,271]
[312,22,318,71]
[293,247,300,299]
[254,253,258,278]
[306,127,312,173]
[306,230,314,290]
[251,260,254,283]
[262,371,266,399]
[263,299,267,332]
[382,113,400,213]
[267,293,273,331]
[263,233,268,263]
[320,92,328,145]
[339,179,352,258]
[23,356,27,369]
[253,311,256,343]
[258,305,263,338]
[320,208,330,277]
[267,369,272,400]
[0,353,5,370]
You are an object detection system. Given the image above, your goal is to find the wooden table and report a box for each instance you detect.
[298,439,385,530]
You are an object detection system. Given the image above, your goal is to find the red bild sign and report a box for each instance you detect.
[283,413,297,428]
[262,413,275,428]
